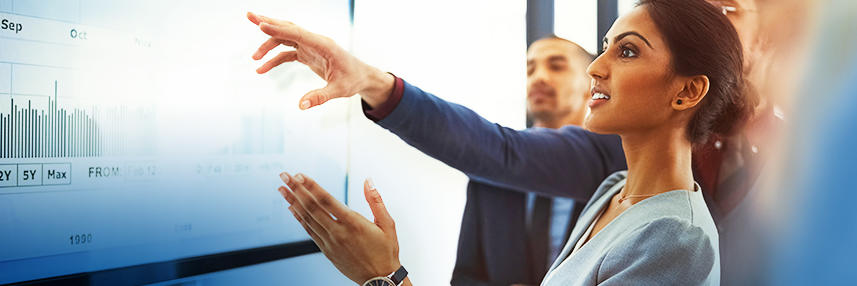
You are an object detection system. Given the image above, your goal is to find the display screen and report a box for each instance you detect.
[0,0,350,283]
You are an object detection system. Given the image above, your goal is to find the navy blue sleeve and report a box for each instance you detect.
[372,79,627,201]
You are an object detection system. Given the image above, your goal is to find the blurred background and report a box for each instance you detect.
[0,0,855,285]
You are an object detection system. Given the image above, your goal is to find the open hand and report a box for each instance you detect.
[276,172,404,285]
[248,12,394,110]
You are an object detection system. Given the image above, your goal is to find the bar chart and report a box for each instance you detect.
[0,80,156,159]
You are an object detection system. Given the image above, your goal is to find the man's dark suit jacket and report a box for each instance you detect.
[451,182,586,285]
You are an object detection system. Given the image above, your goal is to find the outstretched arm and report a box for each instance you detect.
[249,12,626,200]
[369,78,626,200]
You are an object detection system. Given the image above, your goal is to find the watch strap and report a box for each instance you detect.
[389,265,408,285]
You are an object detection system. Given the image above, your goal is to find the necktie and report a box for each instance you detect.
[528,195,552,282]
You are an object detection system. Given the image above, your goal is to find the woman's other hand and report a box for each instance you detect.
[277,172,401,284]
[247,12,394,110]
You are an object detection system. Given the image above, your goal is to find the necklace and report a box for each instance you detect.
[616,188,659,204]
[617,193,657,204]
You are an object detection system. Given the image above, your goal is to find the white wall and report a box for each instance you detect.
[346,1,527,285]
[555,0,635,55]
[554,0,598,54]
[618,0,637,16]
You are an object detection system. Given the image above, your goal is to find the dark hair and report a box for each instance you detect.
[540,35,596,64]
[638,0,756,144]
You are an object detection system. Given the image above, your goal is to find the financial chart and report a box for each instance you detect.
[0,0,351,283]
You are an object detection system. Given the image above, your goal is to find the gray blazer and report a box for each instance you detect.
[541,171,720,285]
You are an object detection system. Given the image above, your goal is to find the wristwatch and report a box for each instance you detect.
[362,266,408,286]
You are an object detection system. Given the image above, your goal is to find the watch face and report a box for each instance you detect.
[363,277,394,286]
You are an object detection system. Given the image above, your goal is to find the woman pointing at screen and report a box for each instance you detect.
[251,0,751,284]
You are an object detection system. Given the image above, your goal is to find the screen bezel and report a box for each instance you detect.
[10,240,320,285]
